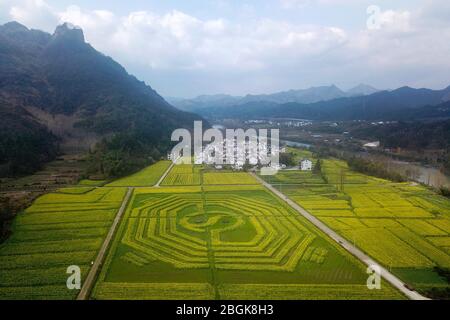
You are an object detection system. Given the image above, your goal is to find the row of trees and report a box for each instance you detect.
[311,146,407,183]
[346,157,407,182]
[0,116,59,177]
[86,132,165,178]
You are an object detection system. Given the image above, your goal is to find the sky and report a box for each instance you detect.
[0,0,449,98]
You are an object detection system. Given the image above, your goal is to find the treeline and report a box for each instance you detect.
[346,157,406,182]
[312,146,450,198]
[86,131,168,178]
[312,146,407,182]
[351,120,450,173]
[352,120,450,150]
[0,112,59,177]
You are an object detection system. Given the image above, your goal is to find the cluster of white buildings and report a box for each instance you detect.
[168,134,314,172]
[194,138,276,170]
[244,119,312,128]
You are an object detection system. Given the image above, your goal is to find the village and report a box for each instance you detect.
[187,138,314,172]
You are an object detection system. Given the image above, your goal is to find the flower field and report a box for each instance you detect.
[265,155,450,294]
[2,156,434,300]
[218,283,403,300]
[95,282,215,300]
[0,187,127,300]
[161,164,202,186]
[107,161,171,187]
[203,172,259,185]
[92,182,403,300]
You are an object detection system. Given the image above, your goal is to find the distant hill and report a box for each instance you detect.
[191,85,450,121]
[352,118,450,151]
[169,84,380,112]
[0,21,202,177]
[237,85,348,105]
[347,84,379,97]
[168,94,242,112]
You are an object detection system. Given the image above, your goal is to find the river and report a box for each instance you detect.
[281,140,312,149]
[387,161,450,188]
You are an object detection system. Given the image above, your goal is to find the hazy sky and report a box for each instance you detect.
[0,0,449,97]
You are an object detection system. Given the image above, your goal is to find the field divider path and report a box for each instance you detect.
[200,170,220,300]
[77,187,134,300]
[155,161,176,187]
[251,173,430,301]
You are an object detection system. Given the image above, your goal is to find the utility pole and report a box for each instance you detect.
[340,169,346,192]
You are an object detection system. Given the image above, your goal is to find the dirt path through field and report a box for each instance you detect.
[199,169,221,299]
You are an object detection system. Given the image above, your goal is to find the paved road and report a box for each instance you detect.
[77,161,175,299]
[252,173,430,300]
[155,161,176,187]
[77,187,134,300]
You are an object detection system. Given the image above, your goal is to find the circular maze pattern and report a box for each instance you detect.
[122,194,317,271]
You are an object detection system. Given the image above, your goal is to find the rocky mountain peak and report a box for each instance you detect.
[53,22,85,43]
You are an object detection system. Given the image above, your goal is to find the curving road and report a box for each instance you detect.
[251,173,430,300]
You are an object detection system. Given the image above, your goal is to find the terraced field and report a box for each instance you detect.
[261,151,450,296]
[0,187,127,299]
[92,183,403,300]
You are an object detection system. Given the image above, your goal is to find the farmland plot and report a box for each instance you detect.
[0,188,127,300]
[92,185,403,300]
[107,161,171,187]
[161,164,201,186]
[265,157,450,295]
[203,172,259,185]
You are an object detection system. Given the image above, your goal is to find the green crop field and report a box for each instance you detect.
[203,172,259,185]
[0,187,127,300]
[263,154,450,296]
[161,164,202,186]
[107,161,171,187]
[5,154,445,300]
[79,179,106,187]
[92,183,403,300]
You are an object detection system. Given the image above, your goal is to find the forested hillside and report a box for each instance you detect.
[0,22,202,177]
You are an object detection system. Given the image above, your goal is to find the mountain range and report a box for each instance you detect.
[1,21,449,177]
[0,21,201,177]
[168,84,380,112]
[178,85,450,121]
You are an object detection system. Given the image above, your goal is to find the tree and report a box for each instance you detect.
[313,159,322,174]
[279,152,296,167]
[440,187,450,198]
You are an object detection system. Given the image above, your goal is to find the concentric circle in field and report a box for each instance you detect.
[122,194,316,271]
